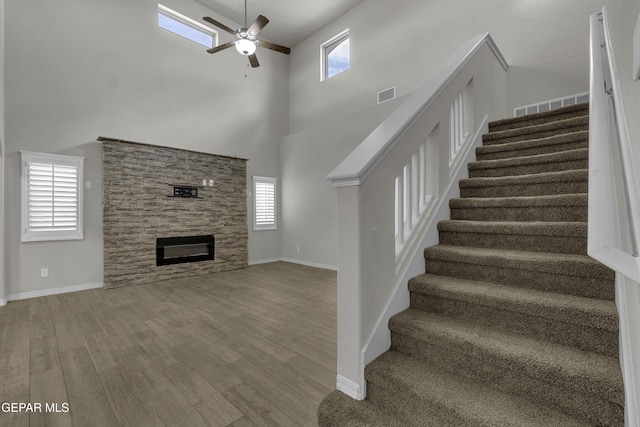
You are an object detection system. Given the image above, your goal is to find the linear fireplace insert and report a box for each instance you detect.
[156,235,214,266]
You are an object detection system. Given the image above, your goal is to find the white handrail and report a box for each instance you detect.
[588,10,640,283]
[327,33,508,188]
[589,9,640,426]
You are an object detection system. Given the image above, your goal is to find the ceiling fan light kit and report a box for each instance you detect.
[203,0,290,68]
[235,37,256,56]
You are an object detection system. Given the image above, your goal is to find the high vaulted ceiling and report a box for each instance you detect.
[194,0,364,48]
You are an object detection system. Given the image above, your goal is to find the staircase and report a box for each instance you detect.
[318,103,625,426]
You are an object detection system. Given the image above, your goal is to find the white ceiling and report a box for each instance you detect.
[194,0,364,48]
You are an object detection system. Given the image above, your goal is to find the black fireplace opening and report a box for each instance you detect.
[156,235,214,266]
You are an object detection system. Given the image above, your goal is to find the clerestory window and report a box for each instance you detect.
[322,30,350,80]
[158,4,217,48]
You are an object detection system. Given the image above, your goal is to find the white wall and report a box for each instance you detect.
[280,96,404,268]
[288,0,603,134]
[4,0,288,296]
[283,0,602,269]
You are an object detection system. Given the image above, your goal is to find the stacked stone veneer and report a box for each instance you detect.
[102,139,248,288]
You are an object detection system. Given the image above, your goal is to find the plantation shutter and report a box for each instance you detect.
[21,151,84,242]
[254,177,277,230]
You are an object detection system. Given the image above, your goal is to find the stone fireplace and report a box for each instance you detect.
[101,138,248,288]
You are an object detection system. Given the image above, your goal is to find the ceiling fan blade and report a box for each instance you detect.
[206,41,235,54]
[203,16,236,35]
[247,15,269,36]
[248,53,260,68]
[257,40,291,55]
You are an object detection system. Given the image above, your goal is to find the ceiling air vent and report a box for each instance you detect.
[377,87,396,104]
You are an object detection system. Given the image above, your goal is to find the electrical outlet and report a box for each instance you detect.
[40,268,49,278]
[296,246,300,253]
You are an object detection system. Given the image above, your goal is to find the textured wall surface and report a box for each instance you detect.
[102,139,248,288]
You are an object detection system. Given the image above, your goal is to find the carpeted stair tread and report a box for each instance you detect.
[468,148,588,178]
[476,130,588,160]
[437,220,587,253]
[488,103,589,132]
[408,273,618,356]
[388,309,624,405]
[408,273,618,334]
[317,390,406,427]
[423,244,615,300]
[365,350,591,427]
[449,194,588,222]
[459,169,587,198]
[450,193,587,209]
[438,219,586,238]
[424,245,613,280]
[482,115,589,145]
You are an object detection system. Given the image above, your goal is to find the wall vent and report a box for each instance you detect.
[378,87,396,104]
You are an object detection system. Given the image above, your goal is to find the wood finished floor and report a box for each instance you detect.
[0,262,337,427]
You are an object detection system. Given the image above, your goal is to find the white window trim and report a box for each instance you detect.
[158,4,218,48]
[253,176,277,231]
[21,151,85,243]
[321,29,350,81]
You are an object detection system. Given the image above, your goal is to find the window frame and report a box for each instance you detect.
[21,151,85,243]
[321,29,350,81]
[158,4,218,49]
[253,176,277,231]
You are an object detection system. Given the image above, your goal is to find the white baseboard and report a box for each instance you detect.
[248,257,283,266]
[280,258,337,271]
[336,375,365,400]
[0,298,6,307]
[6,282,103,302]
[250,257,338,271]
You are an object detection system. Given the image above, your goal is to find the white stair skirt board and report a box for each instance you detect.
[6,282,103,302]
[363,117,489,368]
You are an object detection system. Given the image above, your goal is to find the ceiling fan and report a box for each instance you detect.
[203,0,291,68]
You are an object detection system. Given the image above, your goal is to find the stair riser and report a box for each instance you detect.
[460,180,587,198]
[318,391,405,427]
[365,376,460,426]
[438,230,586,254]
[390,333,623,426]
[483,124,589,145]
[424,259,615,300]
[469,158,588,178]
[450,205,587,222]
[409,292,617,357]
[476,139,588,161]
[364,370,478,426]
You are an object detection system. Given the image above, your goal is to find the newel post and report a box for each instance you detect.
[334,184,366,400]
